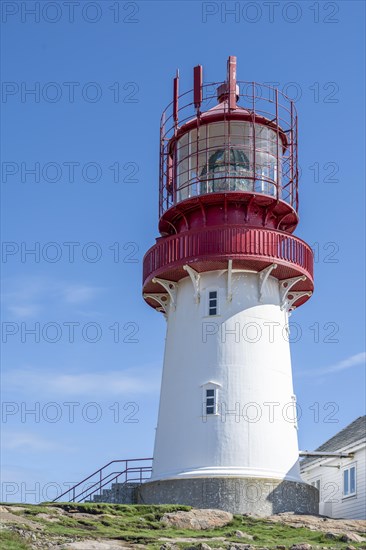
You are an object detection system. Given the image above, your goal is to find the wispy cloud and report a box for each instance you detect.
[62,285,102,305]
[298,352,366,377]
[6,305,41,318]
[2,431,68,452]
[2,277,104,318]
[3,366,160,398]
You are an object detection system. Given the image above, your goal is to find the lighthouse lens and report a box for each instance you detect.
[175,121,282,201]
[200,148,251,193]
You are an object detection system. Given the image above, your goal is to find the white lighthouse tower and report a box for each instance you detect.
[140,57,318,514]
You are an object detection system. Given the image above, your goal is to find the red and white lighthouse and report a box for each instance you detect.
[140,57,318,515]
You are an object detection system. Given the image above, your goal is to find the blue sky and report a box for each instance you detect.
[1,0,365,503]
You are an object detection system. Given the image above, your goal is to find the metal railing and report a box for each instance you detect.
[52,458,152,503]
[159,81,298,216]
[143,226,313,286]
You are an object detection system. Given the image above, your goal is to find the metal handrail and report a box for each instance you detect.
[78,466,153,503]
[73,470,126,503]
[81,467,152,503]
[53,458,153,503]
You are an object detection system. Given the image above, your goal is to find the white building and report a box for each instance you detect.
[301,416,366,519]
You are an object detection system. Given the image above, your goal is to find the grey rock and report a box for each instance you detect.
[340,533,366,542]
[160,509,233,530]
[290,545,312,550]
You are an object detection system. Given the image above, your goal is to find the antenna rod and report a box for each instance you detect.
[227,55,237,110]
[193,65,203,110]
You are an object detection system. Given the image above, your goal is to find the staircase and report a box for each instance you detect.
[52,458,152,504]
[92,482,142,504]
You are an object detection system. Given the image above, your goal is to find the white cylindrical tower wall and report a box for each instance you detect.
[151,270,301,483]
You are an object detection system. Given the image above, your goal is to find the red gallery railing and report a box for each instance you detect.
[143,227,313,286]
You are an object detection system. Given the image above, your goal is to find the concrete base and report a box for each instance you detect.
[137,477,319,516]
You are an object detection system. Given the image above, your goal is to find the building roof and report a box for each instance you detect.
[300,415,366,468]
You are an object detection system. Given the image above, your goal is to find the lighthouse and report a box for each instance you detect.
[140,57,318,515]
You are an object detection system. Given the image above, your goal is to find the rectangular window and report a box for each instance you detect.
[206,388,216,415]
[208,290,218,316]
[343,465,356,497]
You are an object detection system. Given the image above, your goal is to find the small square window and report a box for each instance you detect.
[205,388,216,415]
[208,291,218,316]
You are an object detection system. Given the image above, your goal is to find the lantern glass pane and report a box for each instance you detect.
[175,120,283,201]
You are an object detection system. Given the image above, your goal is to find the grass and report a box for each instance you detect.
[1,502,365,549]
[0,530,32,550]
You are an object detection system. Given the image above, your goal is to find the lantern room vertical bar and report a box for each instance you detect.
[275,88,279,201]
[252,81,256,191]
[295,115,299,210]
[290,100,294,207]
[173,71,179,204]
[160,112,165,215]
[173,70,179,136]
[194,65,203,198]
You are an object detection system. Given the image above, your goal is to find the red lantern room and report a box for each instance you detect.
[143,57,313,312]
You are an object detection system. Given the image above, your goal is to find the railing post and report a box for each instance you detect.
[173,70,179,136]
[125,461,128,483]
[72,487,75,503]
[99,469,102,497]
[275,88,279,202]
[252,81,256,190]
[295,115,299,210]
[290,100,294,207]
[160,113,164,217]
